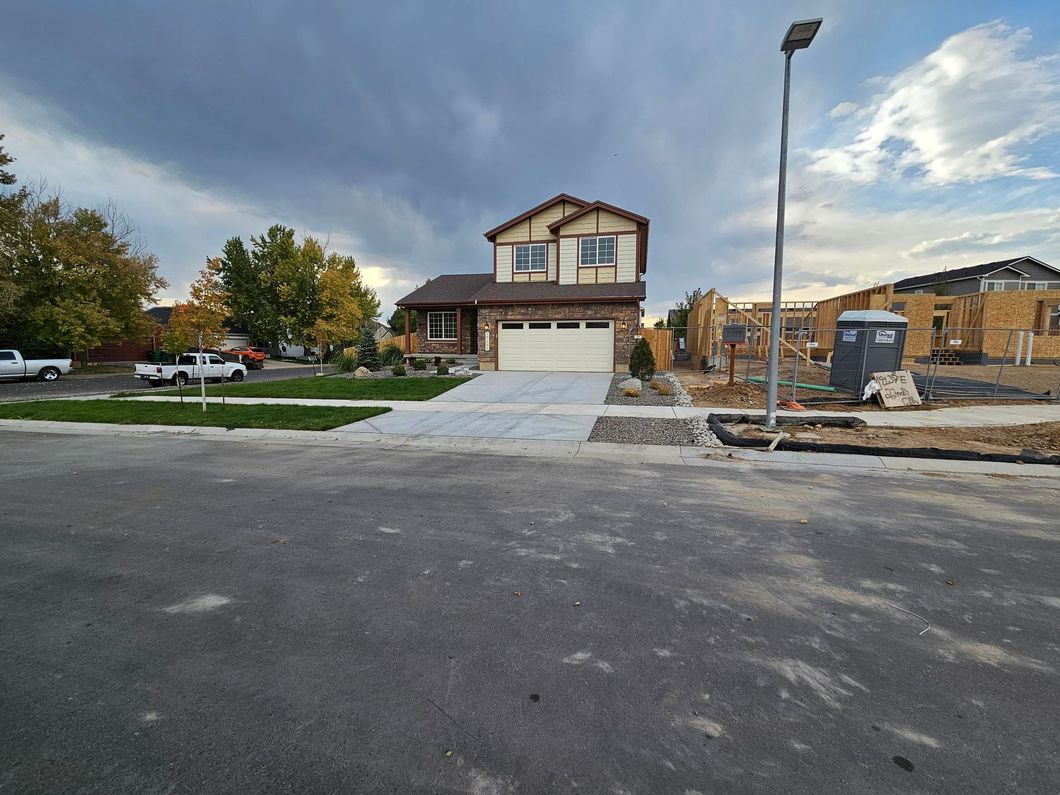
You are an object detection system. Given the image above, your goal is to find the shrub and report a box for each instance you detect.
[436,365,449,375]
[379,343,404,366]
[330,351,358,374]
[648,378,662,391]
[412,360,427,371]
[658,385,673,396]
[433,356,442,367]
[628,338,656,380]
[356,325,380,371]
[445,357,456,364]
[623,387,641,398]
[391,364,406,376]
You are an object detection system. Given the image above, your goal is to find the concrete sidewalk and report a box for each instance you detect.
[113,394,1060,427]
[2,419,1058,478]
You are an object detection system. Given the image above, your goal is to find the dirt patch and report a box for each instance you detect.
[733,421,1060,456]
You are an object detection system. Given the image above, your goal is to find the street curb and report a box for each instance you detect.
[2,419,1058,479]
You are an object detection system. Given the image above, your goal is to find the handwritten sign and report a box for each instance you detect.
[872,370,922,408]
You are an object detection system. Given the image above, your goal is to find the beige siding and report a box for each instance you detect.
[527,204,565,240]
[513,272,529,282]
[495,219,530,244]
[596,266,616,283]
[496,244,513,282]
[556,211,598,235]
[547,242,557,281]
[616,233,637,282]
[597,210,638,232]
[553,208,639,236]
[558,238,577,284]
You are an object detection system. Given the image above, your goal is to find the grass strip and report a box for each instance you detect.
[118,375,471,401]
[0,400,390,431]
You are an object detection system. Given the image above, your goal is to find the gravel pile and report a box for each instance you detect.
[588,416,694,446]
[604,374,678,406]
[688,415,723,447]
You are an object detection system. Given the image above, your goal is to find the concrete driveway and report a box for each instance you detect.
[348,371,613,441]
[433,371,612,405]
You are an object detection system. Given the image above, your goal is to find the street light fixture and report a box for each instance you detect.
[763,17,823,430]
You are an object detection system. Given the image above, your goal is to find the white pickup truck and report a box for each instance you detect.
[135,353,247,387]
[0,349,74,382]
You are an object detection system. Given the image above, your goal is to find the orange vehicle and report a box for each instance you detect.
[223,346,266,368]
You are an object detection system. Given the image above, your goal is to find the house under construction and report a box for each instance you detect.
[682,256,1060,368]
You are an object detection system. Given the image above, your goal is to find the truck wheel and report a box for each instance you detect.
[173,373,189,387]
[230,370,244,382]
[37,367,61,382]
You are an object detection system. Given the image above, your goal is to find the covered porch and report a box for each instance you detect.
[402,305,478,358]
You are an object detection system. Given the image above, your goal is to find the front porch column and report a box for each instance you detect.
[456,307,463,354]
[404,308,411,353]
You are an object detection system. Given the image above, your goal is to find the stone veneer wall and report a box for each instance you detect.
[414,307,476,355]
[476,302,641,372]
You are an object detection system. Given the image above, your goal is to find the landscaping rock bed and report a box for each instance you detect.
[604,373,679,406]
[588,416,693,446]
[338,365,478,380]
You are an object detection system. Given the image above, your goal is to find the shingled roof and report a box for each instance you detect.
[395,274,644,307]
[892,257,1056,290]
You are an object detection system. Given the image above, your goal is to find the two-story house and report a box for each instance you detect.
[395,194,649,372]
[893,256,1060,295]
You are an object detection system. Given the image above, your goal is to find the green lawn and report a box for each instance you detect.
[131,375,471,401]
[0,400,390,431]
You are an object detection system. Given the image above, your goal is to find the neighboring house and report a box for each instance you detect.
[369,319,395,343]
[893,257,1060,296]
[395,194,649,372]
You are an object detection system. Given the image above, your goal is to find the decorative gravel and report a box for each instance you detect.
[588,416,694,446]
[604,374,678,406]
[338,365,479,380]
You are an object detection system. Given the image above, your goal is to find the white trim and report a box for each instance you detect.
[514,243,547,272]
[579,235,617,267]
[426,311,457,341]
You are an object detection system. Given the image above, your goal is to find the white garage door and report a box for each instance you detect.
[498,320,614,372]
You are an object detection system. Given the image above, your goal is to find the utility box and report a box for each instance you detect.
[829,310,908,394]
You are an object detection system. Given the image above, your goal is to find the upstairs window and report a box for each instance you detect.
[580,235,615,266]
[514,244,546,272]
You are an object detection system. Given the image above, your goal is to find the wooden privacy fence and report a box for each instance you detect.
[387,335,418,354]
[640,327,673,370]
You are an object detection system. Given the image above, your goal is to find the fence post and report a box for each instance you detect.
[992,329,1013,397]
[1026,332,1034,366]
[745,323,756,382]
[1015,331,1025,367]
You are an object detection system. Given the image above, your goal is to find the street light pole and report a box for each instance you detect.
[764,50,793,430]
[764,18,822,430]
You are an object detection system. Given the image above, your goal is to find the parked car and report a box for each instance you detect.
[134,353,247,387]
[0,349,74,382]
[223,346,266,369]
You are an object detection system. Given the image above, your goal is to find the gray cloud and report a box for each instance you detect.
[3,2,1058,319]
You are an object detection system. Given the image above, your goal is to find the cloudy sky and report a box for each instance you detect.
[3,1,1059,321]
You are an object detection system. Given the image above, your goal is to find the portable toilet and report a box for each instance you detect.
[829,310,909,394]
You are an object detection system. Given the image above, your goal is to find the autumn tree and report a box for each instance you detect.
[162,258,230,353]
[310,251,380,358]
[218,225,378,351]
[0,133,166,353]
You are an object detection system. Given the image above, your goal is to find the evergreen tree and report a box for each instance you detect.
[629,337,656,380]
[355,324,380,371]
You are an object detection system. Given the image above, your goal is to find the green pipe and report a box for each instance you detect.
[747,376,836,392]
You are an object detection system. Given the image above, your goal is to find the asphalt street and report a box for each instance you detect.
[0,363,327,402]
[1,432,1057,793]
